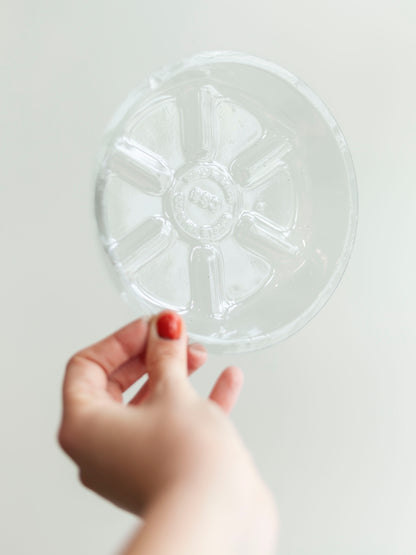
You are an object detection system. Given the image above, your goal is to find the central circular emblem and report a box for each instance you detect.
[169,164,237,241]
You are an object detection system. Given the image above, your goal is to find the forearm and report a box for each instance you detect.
[121,477,277,555]
[121,482,238,555]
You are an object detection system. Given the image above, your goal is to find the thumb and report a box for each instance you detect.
[146,311,189,393]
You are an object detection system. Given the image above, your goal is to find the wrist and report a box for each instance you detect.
[128,474,277,555]
[128,482,238,555]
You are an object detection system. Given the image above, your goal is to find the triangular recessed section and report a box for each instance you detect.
[214,98,263,168]
[130,97,185,172]
[103,175,162,243]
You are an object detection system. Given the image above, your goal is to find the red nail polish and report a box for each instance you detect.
[157,312,182,340]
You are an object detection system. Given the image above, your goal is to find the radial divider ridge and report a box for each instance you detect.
[231,131,293,189]
[189,244,226,316]
[108,216,173,277]
[108,137,173,195]
[176,84,223,162]
[235,211,301,259]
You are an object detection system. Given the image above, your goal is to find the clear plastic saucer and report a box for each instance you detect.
[94,51,358,353]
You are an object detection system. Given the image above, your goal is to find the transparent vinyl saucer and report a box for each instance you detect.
[94,51,358,353]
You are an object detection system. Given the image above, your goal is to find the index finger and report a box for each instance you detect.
[63,318,149,409]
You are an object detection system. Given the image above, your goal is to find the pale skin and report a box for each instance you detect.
[59,312,278,555]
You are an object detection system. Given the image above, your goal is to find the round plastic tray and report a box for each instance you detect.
[94,52,358,353]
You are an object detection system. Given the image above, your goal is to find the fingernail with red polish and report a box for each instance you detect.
[157,312,182,340]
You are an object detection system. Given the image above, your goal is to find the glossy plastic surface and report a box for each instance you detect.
[95,52,358,353]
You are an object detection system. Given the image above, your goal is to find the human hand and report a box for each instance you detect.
[59,312,277,554]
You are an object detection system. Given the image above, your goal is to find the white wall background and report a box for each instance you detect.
[1,1,415,554]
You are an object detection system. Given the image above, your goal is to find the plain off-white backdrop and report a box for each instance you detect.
[1,1,415,554]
